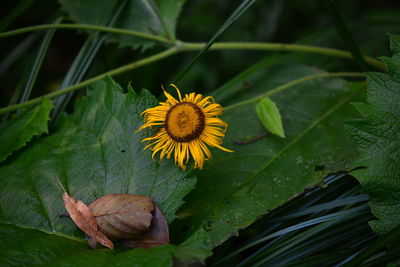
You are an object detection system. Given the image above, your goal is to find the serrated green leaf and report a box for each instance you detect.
[0,77,199,265]
[389,33,400,54]
[255,96,285,138]
[177,59,362,248]
[61,0,184,49]
[0,99,53,163]
[346,34,400,235]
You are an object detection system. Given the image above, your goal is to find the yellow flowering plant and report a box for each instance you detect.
[138,84,232,169]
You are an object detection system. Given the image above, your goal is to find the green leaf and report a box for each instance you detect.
[173,227,212,264]
[0,99,53,163]
[0,77,198,265]
[255,96,285,138]
[0,223,178,266]
[346,34,400,235]
[177,59,363,248]
[61,0,184,49]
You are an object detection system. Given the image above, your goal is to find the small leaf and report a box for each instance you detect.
[0,99,53,163]
[255,96,285,138]
[89,194,155,240]
[63,193,114,249]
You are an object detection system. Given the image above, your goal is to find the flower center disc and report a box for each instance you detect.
[165,102,205,142]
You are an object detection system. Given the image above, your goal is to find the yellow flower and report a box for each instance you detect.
[137,84,233,169]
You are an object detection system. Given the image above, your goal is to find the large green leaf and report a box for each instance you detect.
[0,99,53,163]
[176,58,363,248]
[346,34,400,235]
[61,0,184,49]
[0,78,200,265]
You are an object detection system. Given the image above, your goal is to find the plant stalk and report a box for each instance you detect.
[0,47,178,115]
[182,42,385,71]
[224,72,366,111]
[0,24,385,71]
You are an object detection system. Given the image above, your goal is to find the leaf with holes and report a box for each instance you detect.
[346,34,400,235]
[176,58,363,248]
[0,77,201,265]
[61,0,184,49]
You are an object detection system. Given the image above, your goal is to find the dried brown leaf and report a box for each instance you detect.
[123,204,170,249]
[63,193,114,249]
[89,194,155,240]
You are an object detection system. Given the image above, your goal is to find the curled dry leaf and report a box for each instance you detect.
[89,194,155,240]
[122,204,170,249]
[89,194,170,248]
[62,193,114,249]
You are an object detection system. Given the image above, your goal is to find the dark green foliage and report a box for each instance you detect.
[208,173,384,266]
[176,59,363,248]
[346,34,400,235]
[0,78,204,265]
[1,1,400,265]
[0,99,53,162]
[61,0,184,49]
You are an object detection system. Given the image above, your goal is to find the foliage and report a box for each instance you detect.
[1,0,400,266]
[0,78,202,265]
[61,0,184,49]
[0,99,52,162]
[208,173,376,266]
[346,34,400,235]
[176,62,362,249]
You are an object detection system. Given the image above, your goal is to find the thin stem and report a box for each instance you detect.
[224,72,365,112]
[0,47,178,115]
[0,23,172,44]
[182,42,385,71]
[0,25,378,115]
[1,24,385,71]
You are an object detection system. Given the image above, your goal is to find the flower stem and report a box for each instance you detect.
[224,72,366,111]
[182,42,385,71]
[0,47,178,115]
[0,24,381,115]
[1,24,385,71]
[0,23,173,44]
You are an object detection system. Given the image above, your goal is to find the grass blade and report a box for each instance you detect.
[51,0,127,122]
[320,0,368,70]
[214,206,365,265]
[252,207,368,267]
[19,17,62,104]
[341,224,400,266]
[268,194,369,222]
[208,174,376,267]
[172,0,257,83]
